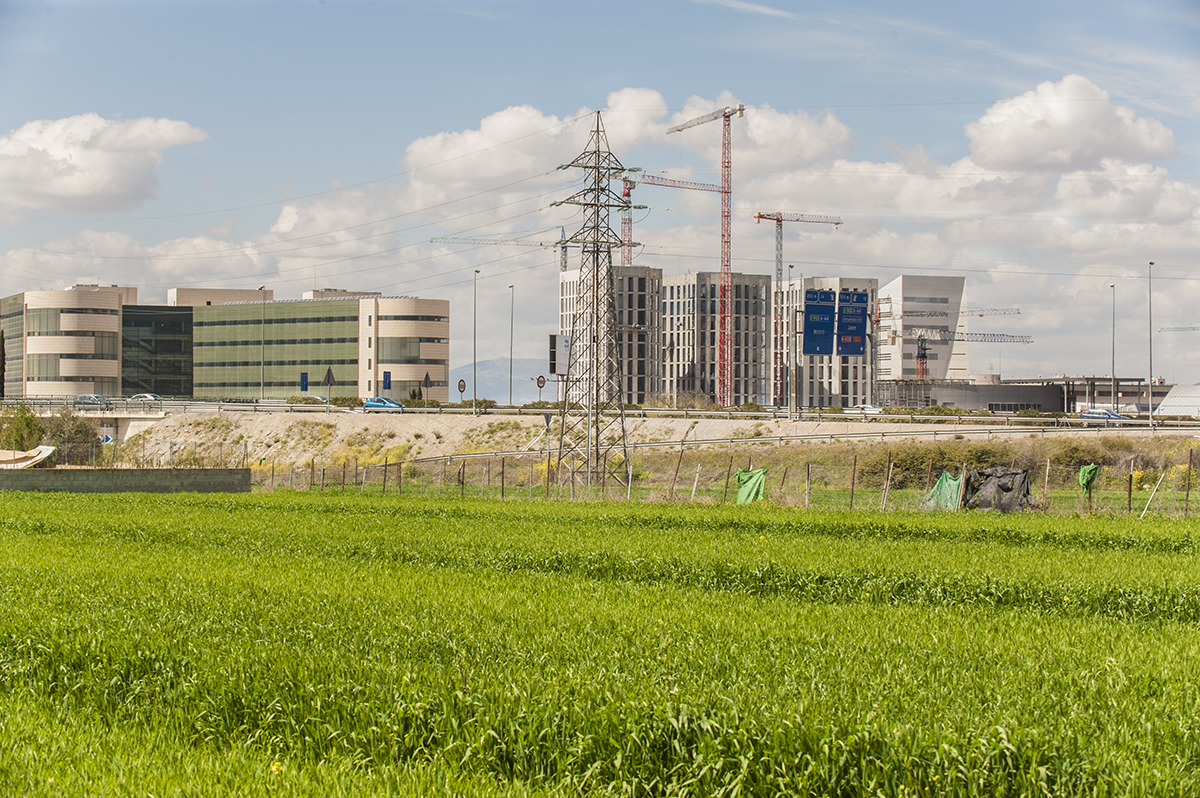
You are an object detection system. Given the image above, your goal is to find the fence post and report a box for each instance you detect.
[545,450,551,499]
[722,454,733,504]
[342,462,346,491]
[849,454,857,511]
[779,467,788,504]
[1042,458,1050,509]
[670,448,684,501]
[500,457,505,500]
[310,459,315,490]
[805,463,811,509]
[1186,449,1193,518]
[382,457,388,495]
[690,462,701,501]
[880,457,893,512]
[925,459,934,495]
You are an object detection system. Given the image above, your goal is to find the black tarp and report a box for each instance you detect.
[963,466,1033,513]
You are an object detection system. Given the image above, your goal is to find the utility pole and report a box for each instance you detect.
[1148,261,1154,426]
[508,284,514,406]
[258,285,265,401]
[551,112,632,487]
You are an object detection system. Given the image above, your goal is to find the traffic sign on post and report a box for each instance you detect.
[458,379,466,403]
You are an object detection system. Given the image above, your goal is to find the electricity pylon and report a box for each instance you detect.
[549,112,632,488]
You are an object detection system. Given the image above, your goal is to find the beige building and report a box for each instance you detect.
[168,287,274,307]
[1,284,138,399]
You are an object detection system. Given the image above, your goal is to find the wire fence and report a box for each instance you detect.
[44,437,1200,518]
[220,451,1199,518]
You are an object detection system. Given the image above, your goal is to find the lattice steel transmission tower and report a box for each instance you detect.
[551,112,632,487]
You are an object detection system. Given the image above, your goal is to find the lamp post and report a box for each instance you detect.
[473,269,480,416]
[1110,283,1116,412]
[1148,261,1154,426]
[258,285,265,401]
[787,264,795,421]
[507,284,514,406]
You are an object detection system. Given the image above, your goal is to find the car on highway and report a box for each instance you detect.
[72,394,113,411]
[1080,408,1129,426]
[129,393,161,403]
[363,397,404,412]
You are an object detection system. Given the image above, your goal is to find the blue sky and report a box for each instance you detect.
[0,0,1197,386]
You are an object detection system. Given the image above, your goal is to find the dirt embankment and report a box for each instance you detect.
[115,410,1168,469]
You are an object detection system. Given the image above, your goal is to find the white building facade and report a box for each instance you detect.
[876,275,969,381]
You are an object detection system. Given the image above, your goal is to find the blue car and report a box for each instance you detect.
[364,397,404,412]
[1080,408,1128,426]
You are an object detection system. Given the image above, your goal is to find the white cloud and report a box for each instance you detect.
[0,113,208,212]
[965,74,1176,171]
[1,80,1197,378]
[693,0,795,19]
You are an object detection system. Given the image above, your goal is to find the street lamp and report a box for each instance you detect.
[1110,283,1116,412]
[507,284,515,407]
[258,285,265,401]
[1148,261,1154,426]
[787,264,795,421]
[473,269,480,416]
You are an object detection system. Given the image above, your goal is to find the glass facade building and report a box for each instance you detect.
[121,305,194,397]
[192,295,450,401]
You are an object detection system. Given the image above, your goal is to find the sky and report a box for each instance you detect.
[0,0,1197,389]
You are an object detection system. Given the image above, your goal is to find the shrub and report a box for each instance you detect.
[332,396,364,408]
[286,396,324,405]
[41,406,100,465]
[0,404,45,451]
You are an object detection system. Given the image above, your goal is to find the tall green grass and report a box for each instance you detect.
[3,493,1200,795]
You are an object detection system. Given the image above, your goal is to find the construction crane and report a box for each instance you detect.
[430,232,583,272]
[753,211,843,407]
[665,103,745,407]
[618,169,718,266]
[897,328,1033,380]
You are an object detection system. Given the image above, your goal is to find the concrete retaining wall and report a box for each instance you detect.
[0,468,251,494]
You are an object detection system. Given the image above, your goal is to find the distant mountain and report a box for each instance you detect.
[449,358,554,405]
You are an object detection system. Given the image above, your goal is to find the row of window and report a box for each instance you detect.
[378,315,449,323]
[194,315,359,327]
[196,337,359,347]
[193,357,449,369]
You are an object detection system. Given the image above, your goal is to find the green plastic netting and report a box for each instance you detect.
[1078,463,1101,496]
[920,470,962,511]
[734,467,768,504]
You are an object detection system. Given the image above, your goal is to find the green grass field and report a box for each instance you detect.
[3,492,1200,795]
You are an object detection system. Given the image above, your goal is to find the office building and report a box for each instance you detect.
[876,275,970,381]
[1,284,137,399]
[662,271,771,407]
[789,276,879,409]
[559,265,662,405]
[192,292,450,402]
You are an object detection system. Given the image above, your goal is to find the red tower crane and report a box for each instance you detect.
[665,104,745,407]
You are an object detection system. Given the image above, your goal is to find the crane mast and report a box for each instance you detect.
[754,211,843,408]
[666,104,745,407]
